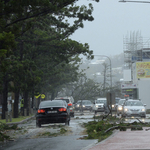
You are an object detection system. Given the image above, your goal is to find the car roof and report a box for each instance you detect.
[97,98,107,100]
[41,100,63,103]
[125,99,141,102]
[77,100,91,101]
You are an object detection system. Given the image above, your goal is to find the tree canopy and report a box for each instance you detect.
[0,0,100,118]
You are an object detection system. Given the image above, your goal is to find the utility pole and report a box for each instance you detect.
[94,55,113,116]
[94,55,112,89]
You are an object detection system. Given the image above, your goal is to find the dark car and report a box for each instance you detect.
[36,100,70,127]
[75,100,93,112]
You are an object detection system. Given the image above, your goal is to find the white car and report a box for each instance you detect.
[93,98,108,114]
[122,99,146,118]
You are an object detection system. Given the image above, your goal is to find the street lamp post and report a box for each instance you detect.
[94,54,113,116]
[94,55,112,89]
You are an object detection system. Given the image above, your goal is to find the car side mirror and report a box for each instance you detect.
[116,104,118,106]
[144,104,146,107]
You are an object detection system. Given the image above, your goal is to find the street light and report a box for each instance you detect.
[94,55,112,89]
[94,54,113,116]
[119,0,150,3]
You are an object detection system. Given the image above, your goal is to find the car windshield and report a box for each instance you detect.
[115,98,120,104]
[82,101,92,105]
[96,100,106,104]
[55,99,69,103]
[39,101,63,108]
[125,101,143,106]
[118,100,125,105]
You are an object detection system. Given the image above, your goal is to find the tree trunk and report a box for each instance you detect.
[31,88,34,109]
[24,91,29,116]
[51,90,55,100]
[2,76,8,119]
[14,90,20,118]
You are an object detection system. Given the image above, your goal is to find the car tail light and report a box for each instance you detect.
[58,108,67,112]
[68,103,72,106]
[38,109,45,113]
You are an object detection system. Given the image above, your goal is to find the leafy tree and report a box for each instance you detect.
[0,0,100,118]
[58,73,101,102]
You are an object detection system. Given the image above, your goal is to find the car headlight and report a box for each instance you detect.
[141,108,145,112]
[83,105,85,107]
[124,108,128,112]
[118,107,122,110]
[112,105,114,108]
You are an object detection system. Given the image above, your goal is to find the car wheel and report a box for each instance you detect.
[36,121,41,128]
[122,114,126,118]
[105,111,108,114]
[65,120,70,126]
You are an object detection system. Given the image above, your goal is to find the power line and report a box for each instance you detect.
[119,0,150,3]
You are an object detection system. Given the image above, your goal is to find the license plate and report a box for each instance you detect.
[48,111,57,113]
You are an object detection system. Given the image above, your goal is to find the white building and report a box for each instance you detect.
[122,44,150,109]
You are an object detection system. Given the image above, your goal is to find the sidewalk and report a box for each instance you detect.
[87,127,150,150]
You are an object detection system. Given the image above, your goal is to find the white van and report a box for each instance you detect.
[93,98,108,114]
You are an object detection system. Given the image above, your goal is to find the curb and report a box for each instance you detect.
[6,115,35,125]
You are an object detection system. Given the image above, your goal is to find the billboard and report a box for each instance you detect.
[136,62,150,78]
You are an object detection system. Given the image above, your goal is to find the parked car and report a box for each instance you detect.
[36,100,70,127]
[122,99,146,118]
[116,99,125,116]
[54,96,74,117]
[93,98,109,114]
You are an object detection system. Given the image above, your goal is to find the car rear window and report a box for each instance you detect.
[39,101,63,108]
[55,99,69,103]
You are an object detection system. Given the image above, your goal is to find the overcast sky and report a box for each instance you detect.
[70,0,150,57]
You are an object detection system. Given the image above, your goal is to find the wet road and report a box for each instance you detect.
[0,111,97,150]
[1,111,150,150]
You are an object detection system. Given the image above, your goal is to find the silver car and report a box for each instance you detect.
[122,99,146,118]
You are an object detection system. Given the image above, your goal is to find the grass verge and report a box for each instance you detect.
[0,115,33,124]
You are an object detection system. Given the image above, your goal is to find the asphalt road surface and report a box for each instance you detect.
[1,111,150,150]
[0,111,97,150]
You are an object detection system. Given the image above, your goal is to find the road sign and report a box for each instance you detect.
[41,94,45,99]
